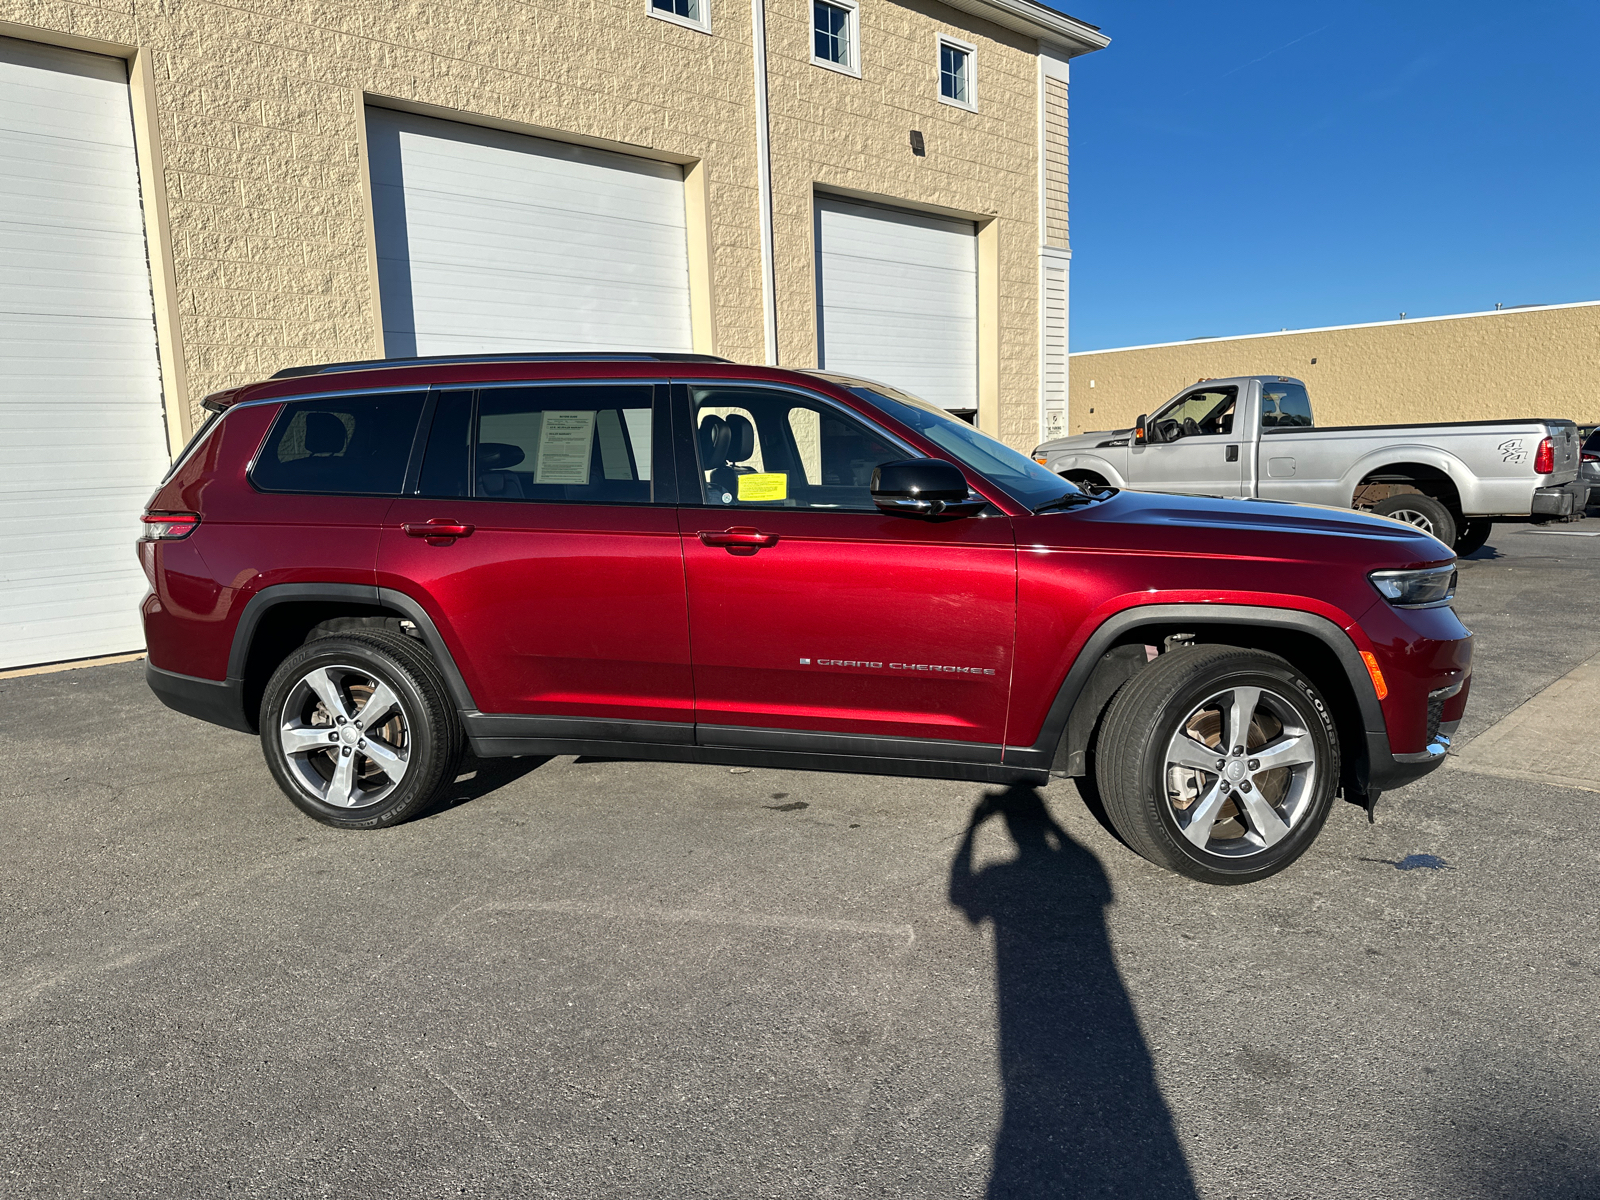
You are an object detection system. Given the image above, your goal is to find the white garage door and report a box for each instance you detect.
[0,38,169,670]
[814,197,978,412]
[366,108,693,357]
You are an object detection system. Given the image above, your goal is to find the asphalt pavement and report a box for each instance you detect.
[2,520,1598,1199]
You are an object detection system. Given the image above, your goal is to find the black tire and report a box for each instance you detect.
[1064,471,1109,491]
[1454,517,1493,556]
[259,631,462,829]
[1095,645,1340,885]
[1371,493,1457,549]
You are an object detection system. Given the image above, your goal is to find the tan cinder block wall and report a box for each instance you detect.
[4,0,1056,445]
[762,0,1042,448]
[2,0,766,432]
[1069,303,1600,436]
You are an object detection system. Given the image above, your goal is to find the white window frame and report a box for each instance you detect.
[810,0,861,78]
[648,0,712,35]
[936,34,977,111]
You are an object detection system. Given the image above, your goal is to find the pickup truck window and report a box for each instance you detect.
[1262,382,1314,429]
[1152,387,1236,440]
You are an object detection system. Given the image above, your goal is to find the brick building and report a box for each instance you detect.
[0,0,1105,668]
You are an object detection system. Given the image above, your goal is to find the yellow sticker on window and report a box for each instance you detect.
[737,472,788,502]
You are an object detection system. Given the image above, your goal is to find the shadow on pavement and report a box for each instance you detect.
[432,754,552,813]
[949,785,1196,1199]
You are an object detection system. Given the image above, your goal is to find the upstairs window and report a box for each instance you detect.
[650,0,709,33]
[812,0,859,76]
[938,36,976,110]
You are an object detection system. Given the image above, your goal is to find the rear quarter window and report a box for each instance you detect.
[251,393,426,495]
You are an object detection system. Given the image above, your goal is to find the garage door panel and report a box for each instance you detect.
[0,37,168,668]
[815,197,977,412]
[368,107,693,358]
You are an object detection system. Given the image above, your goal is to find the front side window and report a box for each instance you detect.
[252,392,426,495]
[650,0,708,32]
[416,386,655,504]
[692,387,903,510]
[1151,387,1238,440]
[1260,382,1313,429]
[938,38,975,108]
[837,379,1078,510]
[812,0,858,74]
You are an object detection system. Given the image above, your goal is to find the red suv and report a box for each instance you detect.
[140,355,1471,884]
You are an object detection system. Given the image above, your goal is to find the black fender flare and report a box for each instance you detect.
[226,582,480,719]
[1004,603,1388,777]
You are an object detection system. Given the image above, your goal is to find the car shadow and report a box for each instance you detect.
[948,785,1197,1199]
[430,754,552,814]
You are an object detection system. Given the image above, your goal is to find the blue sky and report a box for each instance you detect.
[1061,0,1600,350]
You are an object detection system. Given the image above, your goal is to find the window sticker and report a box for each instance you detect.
[534,410,597,485]
[737,473,788,502]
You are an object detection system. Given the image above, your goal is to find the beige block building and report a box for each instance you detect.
[1068,301,1600,436]
[0,0,1105,666]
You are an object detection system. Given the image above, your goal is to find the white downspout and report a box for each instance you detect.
[750,0,779,365]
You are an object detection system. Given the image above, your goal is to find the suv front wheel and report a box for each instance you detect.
[1096,645,1339,884]
[260,631,463,828]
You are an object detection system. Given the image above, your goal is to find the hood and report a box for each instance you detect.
[1022,489,1455,570]
[1037,428,1133,453]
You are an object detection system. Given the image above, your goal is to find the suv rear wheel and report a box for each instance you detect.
[260,631,462,828]
[1095,645,1339,884]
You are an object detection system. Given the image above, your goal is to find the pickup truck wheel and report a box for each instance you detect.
[1454,518,1492,556]
[1371,494,1457,548]
[259,631,463,829]
[1096,645,1339,885]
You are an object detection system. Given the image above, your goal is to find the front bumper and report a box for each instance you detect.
[1531,479,1587,518]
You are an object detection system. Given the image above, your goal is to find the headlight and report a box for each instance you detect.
[1369,564,1457,609]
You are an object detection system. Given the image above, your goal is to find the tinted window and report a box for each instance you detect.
[1261,382,1313,429]
[692,387,902,511]
[252,392,425,495]
[417,391,472,498]
[473,386,654,503]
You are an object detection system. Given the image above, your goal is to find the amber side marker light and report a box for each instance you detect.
[1360,651,1389,701]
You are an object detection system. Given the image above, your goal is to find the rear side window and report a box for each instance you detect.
[1261,383,1313,429]
[252,393,426,494]
[473,385,654,504]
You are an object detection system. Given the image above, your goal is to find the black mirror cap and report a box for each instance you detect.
[1134,414,1148,445]
[870,458,969,502]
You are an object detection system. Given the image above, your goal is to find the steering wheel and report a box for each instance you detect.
[1182,417,1201,438]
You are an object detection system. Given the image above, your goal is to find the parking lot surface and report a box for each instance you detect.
[3,522,1599,1199]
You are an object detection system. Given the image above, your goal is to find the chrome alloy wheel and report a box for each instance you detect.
[1162,685,1318,857]
[1382,506,1439,535]
[279,665,410,808]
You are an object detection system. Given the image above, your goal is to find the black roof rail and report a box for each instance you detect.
[269,352,733,380]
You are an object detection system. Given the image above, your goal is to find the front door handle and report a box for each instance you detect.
[698,527,779,550]
[403,518,475,539]
[1225,445,1239,462]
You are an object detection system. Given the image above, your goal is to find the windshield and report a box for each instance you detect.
[818,375,1083,509]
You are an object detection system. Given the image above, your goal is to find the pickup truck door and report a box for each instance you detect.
[1125,384,1247,497]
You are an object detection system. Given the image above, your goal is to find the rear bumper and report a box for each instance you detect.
[1532,479,1586,518]
[146,661,253,734]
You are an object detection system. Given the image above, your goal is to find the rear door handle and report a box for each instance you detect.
[698,527,779,549]
[403,519,475,539]
[1225,445,1239,462]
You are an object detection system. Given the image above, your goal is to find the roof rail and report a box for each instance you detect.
[269,352,733,380]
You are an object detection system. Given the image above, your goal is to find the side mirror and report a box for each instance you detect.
[1135,414,1148,445]
[871,459,987,518]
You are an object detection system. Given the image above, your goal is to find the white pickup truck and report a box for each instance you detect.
[1032,375,1585,555]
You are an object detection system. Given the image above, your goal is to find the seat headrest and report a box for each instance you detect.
[304,411,348,456]
[698,414,730,465]
[477,442,526,471]
[724,414,755,463]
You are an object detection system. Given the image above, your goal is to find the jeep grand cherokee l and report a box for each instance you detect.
[140,354,1472,885]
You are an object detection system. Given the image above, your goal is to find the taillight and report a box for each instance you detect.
[141,512,200,540]
[1534,437,1554,474]
[1584,453,1598,464]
